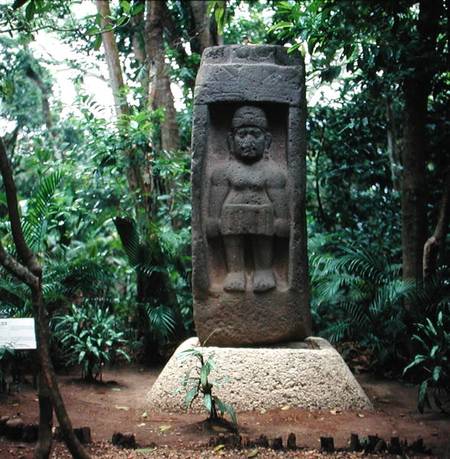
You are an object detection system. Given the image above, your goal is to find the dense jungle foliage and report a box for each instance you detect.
[0,0,449,413]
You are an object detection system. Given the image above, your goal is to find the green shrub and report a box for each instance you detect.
[54,301,130,381]
[310,244,414,371]
[178,347,237,427]
[404,307,450,413]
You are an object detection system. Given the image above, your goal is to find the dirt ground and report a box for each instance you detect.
[0,366,449,458]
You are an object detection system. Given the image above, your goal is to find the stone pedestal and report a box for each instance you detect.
[146,337,372,412]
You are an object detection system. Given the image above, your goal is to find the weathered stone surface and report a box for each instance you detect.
[146,337,373,412]
[192,45,310,346]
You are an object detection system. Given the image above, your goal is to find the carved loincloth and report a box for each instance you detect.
[221,204,274,235]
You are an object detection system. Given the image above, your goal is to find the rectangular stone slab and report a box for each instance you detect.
[191,45,311,346]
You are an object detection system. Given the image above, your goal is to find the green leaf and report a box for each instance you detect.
[432,366,441,382]
[184,386,199,408]
[200,361,211,387]
[418,380,429,413]
[203,393,212,414]
[94,34,103,51]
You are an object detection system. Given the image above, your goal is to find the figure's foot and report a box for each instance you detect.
[253,269,276,292]
[223,271,246,292]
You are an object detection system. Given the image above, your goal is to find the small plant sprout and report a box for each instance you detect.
[178,346,237,428]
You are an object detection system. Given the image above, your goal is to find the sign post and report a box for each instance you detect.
[0,318,37,350]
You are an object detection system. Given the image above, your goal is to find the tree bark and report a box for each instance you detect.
[423,168,450,280]
[401,0,440,286]
[33,288,91,459]
[401,78,427,285]
[96,0,129,117]
[130,0,148,100]
[189,1,214,52]
[34,373,53,459]
[145,0,180,151]
[25,65,55,138]
[385,96,400,191]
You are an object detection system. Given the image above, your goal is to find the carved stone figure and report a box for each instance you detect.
[207,105,289,293]
[191,45,311,346]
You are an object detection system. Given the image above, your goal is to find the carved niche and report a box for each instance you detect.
[191,45,311,346]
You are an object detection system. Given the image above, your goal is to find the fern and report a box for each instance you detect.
[144,303,176,339]
[311,243,412,370]
[22,170,63,252]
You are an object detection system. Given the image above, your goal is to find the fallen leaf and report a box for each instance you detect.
[159,425,171,432]
[247,449,259,458]
[281,405,290,411]
[214,444,225,452]
[357,413,365,418]
[115,405,129,411]
[141,411,148,418]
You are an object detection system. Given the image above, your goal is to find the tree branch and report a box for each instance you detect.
[0,241,38,288]
[0,137,40,275]
[423,167,450,280]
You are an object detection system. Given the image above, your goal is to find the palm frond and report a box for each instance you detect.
[144,304,176,339]
[22,170,63,252]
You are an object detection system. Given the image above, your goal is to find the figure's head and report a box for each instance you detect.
[229,106,271,162]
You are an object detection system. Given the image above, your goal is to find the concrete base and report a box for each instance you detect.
[146,337,372,413]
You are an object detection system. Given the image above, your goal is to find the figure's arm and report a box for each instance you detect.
[266,169,290,238]
[206,168,229,238]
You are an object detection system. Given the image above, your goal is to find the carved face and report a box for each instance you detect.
[232,126,267,162]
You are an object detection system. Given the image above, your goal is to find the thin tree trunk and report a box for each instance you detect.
[25,65,55,138]
[145,0,180,151]
[34,373,53,459]
[130,0,148,101]
[96,0,129,117]
[33,287,91,459]
[423,168,450,280]
[385,96,400,191]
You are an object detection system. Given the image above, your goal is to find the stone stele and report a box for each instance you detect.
[191,45,311,346]
[146,337,373,412]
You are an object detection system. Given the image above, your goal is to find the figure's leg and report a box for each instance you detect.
[252,235,276,292]
[223,235,246,292]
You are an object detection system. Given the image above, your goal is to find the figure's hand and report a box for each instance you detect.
[206,217,221,238]
[274,218,290,238]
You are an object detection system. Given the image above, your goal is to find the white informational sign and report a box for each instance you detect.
[0,318,37,350]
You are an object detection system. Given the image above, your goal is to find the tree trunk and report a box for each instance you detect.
[96,0,129,117]
[25,65,56,138]
[145,0,180,151]
[96,0,153,216]
[385,96,400,191]
[423,168,450,280]
[401,0,440,287]
[34,373,53,459]
[401,78,427,285]
[33,287,91,459]
[189,1,214,52]
[130,0,148,101]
